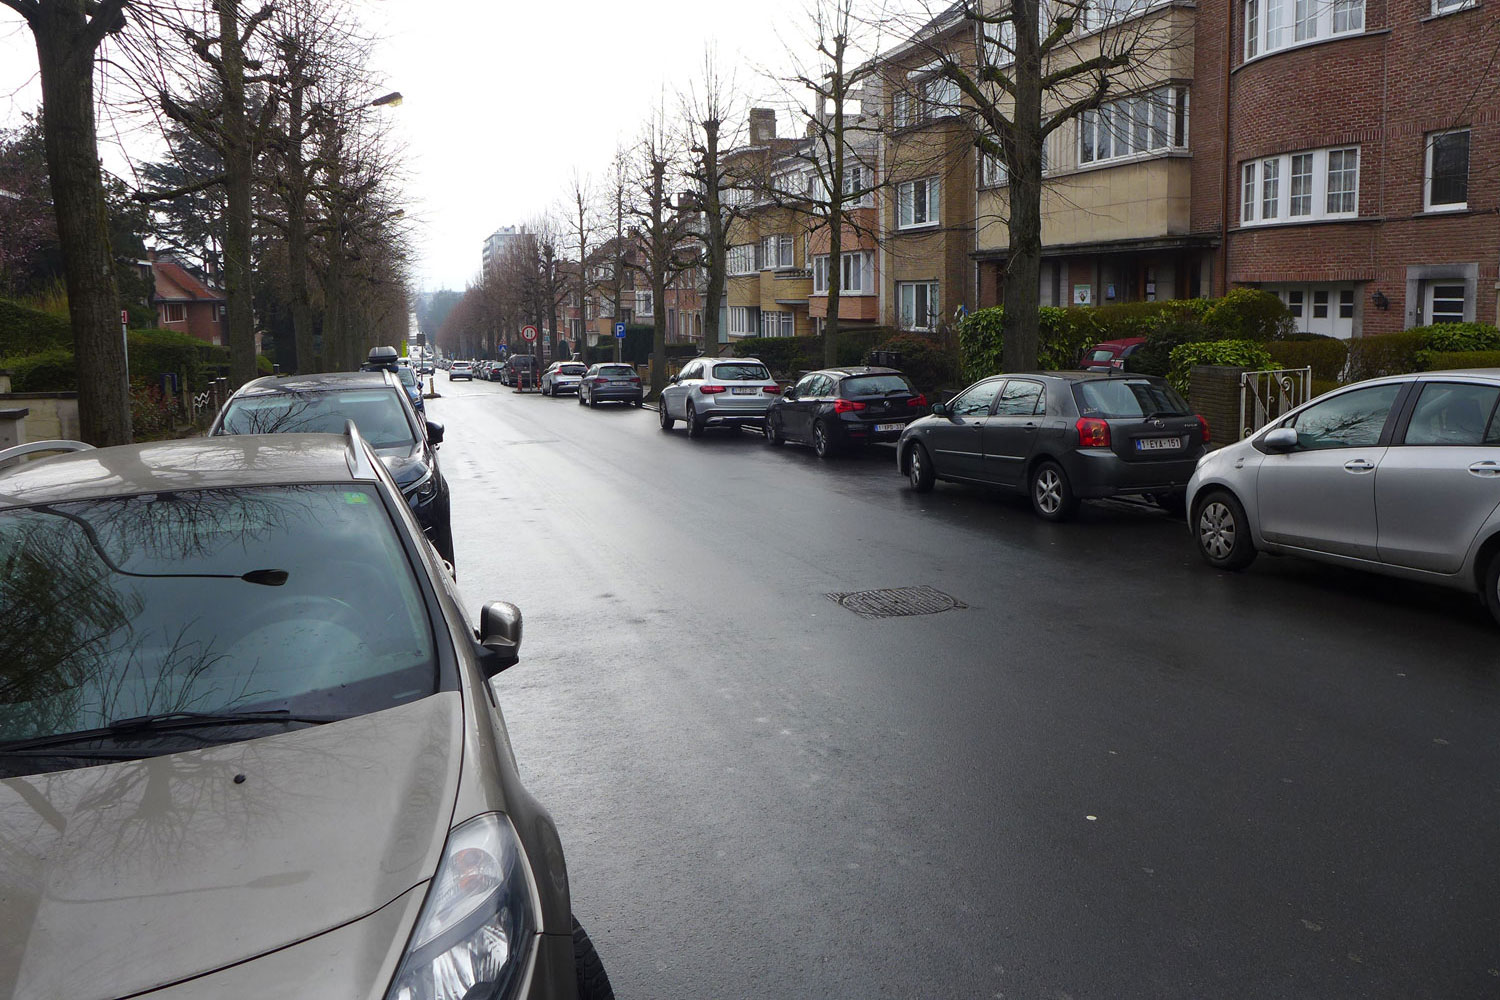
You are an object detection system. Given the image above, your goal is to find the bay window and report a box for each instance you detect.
[1240,146,1360,225]
[1077,86,1188,166]
[727,244,757,275]
[1245,0,1361,59]
[761,234,795,269]
[812,252,873,295]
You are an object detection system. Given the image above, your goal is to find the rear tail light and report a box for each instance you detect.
[630,377,641,384]
[1076,417,1111,448]
[908,393,928,407]
[1111,358,1124,369]
[763,384,782,394]
[1196,414,1211,443]
[832,399,867,413]
[700,385,726,394]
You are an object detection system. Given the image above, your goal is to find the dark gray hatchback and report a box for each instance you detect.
[895,371,1210,520]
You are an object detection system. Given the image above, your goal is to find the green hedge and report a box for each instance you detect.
[955,306,1102,382]
[1168,340,1275,394]
[870,333,963,392]
[1424,350,1500,371]
[1266,337,1350,381]
[1345,330,1431,382]
[1,328,224,393]
[0,299,73,356]
[732,328,895,376]
[1,349,77,391]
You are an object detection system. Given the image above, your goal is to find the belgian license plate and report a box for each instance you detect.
[731,386,757,395]
[1136,436,1182,451]
[874,422,904,432]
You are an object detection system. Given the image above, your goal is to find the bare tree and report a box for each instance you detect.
[566,170,594,357]
[680,50,745,353]
[0,0,132,445]
[627,111,696,398]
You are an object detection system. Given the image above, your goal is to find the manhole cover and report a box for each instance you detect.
[825,585,968,619]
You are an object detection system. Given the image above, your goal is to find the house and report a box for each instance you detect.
[150,257,227,347]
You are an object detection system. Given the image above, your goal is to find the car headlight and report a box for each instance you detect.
[404,467,439,506]
[386,813,537,1000]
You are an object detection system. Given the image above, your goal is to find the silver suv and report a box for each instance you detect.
[1188,370,1500,624]
[658,357,780,438]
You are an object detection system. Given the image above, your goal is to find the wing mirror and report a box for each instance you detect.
[930,401,950,417]
[783,388,798,400]
[476,601,523,676]
[1263,427,1298,451]
[426,420,444,445]
[668,375,679,384]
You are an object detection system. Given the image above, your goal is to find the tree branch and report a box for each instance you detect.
[135,172,228,203]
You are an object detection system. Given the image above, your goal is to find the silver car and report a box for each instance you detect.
[658,357,780,438]
[1187,370,1500,624]
[541,361,587,397]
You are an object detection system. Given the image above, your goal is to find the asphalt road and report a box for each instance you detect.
[428,376,1500,1000]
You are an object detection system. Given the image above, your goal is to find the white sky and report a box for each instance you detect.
[0,0,894,292]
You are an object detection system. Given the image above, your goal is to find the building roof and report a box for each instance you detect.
[0,435,365,508]
[153,259,226,304]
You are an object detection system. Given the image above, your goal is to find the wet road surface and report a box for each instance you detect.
[428,376,1500,999]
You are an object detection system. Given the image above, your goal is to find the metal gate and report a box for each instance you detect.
[1239,367,1311,440]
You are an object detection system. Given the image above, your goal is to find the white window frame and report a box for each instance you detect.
[1424,129,1470,212]
[760,234,795,270]
[635,289,654,317]
[1424,282,1468,324]
[981,151,1008,188]
[812,252,873,295]
[1240,146,1360,226]
[727,306,760,337]
[893,90,915,128]
[164,303,186,323]
[1077,86,1189,167]
[1432,0,1477,12]
[842,165,873,207]
[727,244,757,276]
[1245,0,1361,60]
[897,177,940,229]
[759,310,795,338]
[922,74,960,118]
[897,281,940,332]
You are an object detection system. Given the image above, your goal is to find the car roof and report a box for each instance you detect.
[0,434,371,509]
[808,366,903,378]
[232,371,395,396]
[981,370,1167,383]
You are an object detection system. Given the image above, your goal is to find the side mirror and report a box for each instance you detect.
[930,402,950,417]
[476,601,523,676]
[668,375,679,384]
[426,420,444,445]
[783,388,798,400]
[1263,426,1298,451]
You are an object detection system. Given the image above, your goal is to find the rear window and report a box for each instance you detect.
[713,363,771,382]
[598,365,636,377]
[220,388,417,450]
[558,364,586,375]
[841,374,914,396]
[1088,349,1116,362]
[396,368,416,386]
[1074,379,1190,418]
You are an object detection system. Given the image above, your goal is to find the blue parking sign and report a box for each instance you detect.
[614,322,627,339]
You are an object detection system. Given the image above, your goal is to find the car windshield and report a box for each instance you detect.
[1074,379,1190,418]
[842,374,914,396]
[558,364,586,375]
[713,363,770,381]
[0,485,437,763]
[220,389,417,450]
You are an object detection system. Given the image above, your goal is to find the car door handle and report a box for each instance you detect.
[1344,459,1376,473]
[1469,461,1500,478]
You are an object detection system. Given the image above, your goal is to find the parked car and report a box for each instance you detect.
[395,364,425,414]
[896,371,1209,521]
[542,361,588,397]
[418,358,434,375]
[579,363,643,408]
[502,355,539,387]
[0,429,612,1000]
[1081,337,1147,372]
[210,370,455,566]
[1188,370,1500,624]
[449,360,474,381]
[658,357,779,437]
[764,366,929,458]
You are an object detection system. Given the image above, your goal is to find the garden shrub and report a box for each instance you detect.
[0,299,72,357]
[0,348,77,391]
[1424,350,1500,371]
[873,333,962,392]
[1167,340,1275,395]
[1345,330,1431,382]
[1266,337,1350,381]
[1201,288,1294,342]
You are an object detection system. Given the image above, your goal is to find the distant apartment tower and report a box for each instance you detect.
[482,225,530,272]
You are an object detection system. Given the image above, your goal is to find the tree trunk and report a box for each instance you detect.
[1001,0,1044,371]
[218,0,257,387]
[823,39,848,369]
[286,81,315,372]
[701,120,724,351]
[29,2,130,445]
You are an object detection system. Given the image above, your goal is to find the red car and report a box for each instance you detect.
[1081,337,1146,371]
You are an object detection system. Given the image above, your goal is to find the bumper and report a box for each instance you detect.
[551,382,581,394]
[835,419,913,445]
[591,388,643,401]
[449,373,472,380]
[1063,449,1201,499]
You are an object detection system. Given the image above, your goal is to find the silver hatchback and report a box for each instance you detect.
[658,357,781,438]
[1187,370,1500,624]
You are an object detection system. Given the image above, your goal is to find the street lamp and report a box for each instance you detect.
[368,91,403,108]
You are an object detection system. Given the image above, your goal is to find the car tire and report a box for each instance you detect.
[812,419,835,460]
[633,398,642,408]
[1482,553,1500,627]
[1193,489,1258,571]
[573,916,615,1000]
[1030,460,1078,522]
[764,414,784,446]
[907,443,935,492]
[659,399,674,430]
[542,383,550,396]
[686,401,703,438]
[588,392,598,409]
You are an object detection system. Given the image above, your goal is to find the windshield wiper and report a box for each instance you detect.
[0,711,340,752]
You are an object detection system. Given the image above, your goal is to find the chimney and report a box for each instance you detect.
[748,108,777,146]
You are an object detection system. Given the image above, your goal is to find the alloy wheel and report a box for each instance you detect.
[1199,502,1237,561]
[910,449,923,487]
[1034,468,1063,515]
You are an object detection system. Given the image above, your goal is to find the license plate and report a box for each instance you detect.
[873,422,904,432]
[1136,437,1183,451]
[731,386,757,395]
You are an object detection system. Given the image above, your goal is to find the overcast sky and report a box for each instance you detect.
[0,0,903,293]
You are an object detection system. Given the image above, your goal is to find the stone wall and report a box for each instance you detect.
[0,392,80,443]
